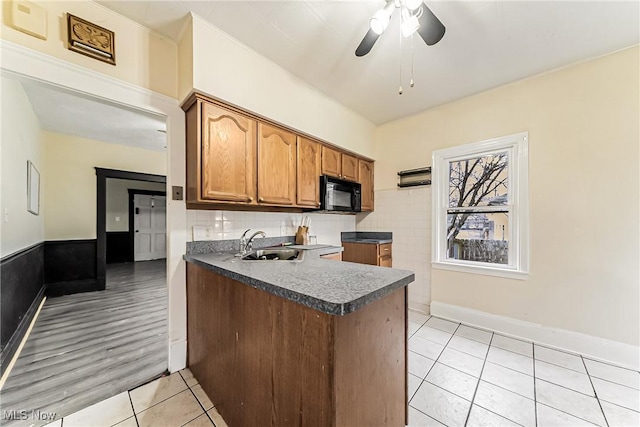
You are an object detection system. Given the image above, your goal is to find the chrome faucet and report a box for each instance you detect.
[246,230,266,253]
[239,229,251,255]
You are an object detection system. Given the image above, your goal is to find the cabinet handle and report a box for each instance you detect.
[384,248,390,251]
[258,197,265,202]
[248,197,254,202]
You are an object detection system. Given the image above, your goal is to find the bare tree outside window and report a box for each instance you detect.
[446,152,509,264]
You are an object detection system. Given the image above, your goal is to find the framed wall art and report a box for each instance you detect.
[27,160,40,215]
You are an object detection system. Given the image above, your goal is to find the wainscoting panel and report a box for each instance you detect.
[44,239,100,296]
[0,243,45,374]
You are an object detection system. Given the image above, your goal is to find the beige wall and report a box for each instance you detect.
[43,131,166,240]
[0,0,178,98]
[374,46,640,346]
[106,179,165,232]
[0,77,44,257]
[185,15,375,158]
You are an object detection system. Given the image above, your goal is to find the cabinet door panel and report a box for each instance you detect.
[297,137,321,207]
[258,123,296,205]
[201,103,256,203]
[321,146,341,178]
[358,159,375,212]
[341,154,359,182]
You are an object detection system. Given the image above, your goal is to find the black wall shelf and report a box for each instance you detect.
[397,167,431,188]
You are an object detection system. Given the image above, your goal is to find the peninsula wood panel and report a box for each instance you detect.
[341,153,359,182]
[187,263,406,427]
[257,123,297,206]
[358,159,374,211]
[334,287,406,426]
[201,102,257,203]
[296,137,321,208]
[187,264,333,427]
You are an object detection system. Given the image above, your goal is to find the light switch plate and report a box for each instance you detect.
[172,186,183,201]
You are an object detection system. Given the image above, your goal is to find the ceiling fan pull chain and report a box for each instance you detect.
[410,33,415,88]
[399,16,403,95]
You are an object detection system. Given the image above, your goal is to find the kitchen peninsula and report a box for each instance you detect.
[184,247,414,427]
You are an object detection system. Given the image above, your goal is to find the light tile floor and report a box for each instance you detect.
[408,313,640,427]
[43,370,227,427]
[44,313,640,427]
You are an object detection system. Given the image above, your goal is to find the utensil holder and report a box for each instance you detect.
[295,226,309,245]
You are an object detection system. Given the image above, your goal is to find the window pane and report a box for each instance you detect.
[446,212,509,264]
[449,152,508,207]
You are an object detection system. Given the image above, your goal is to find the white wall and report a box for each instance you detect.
[187,210,355,249]
[106,179,166,232]
[373,46,640,347]
[42,131,166,240]
[0,77,44,257]
[357,187,431,313]
[182,14,376,158]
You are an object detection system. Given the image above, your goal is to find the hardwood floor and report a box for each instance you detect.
[0,260,168,427]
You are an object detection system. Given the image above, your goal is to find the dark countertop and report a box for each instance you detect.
[184,246,413,316]
[341,231,393,244]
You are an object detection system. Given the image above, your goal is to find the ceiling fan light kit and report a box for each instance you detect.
[356,0,446,95]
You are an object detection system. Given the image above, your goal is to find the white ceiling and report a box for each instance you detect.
[21,80,167,151]
[98,0,639,125]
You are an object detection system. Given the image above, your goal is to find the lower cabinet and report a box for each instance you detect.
[342,242,392,267]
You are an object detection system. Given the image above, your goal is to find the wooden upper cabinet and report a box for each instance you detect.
[322,146,359,182]
[321,146,341,178]
[296,137,321,208]
[201,102,257,203]
[341,154,358,182]
[257,123,296,206]
[358,159,374,212]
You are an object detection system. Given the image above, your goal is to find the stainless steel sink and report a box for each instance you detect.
[241,248,301,261]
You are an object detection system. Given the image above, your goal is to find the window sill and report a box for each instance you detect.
[432,261,529,280]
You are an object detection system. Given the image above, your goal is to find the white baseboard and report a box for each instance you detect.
[168,340,187,373]
[431,301,640,371]
[409,302,431,315]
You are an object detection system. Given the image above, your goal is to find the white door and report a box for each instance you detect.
[134,194,167,261]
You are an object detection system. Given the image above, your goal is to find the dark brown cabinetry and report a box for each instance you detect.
[342,242,392,267]
[187,263,406,426]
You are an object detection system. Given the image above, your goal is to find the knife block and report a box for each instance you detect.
[295,226,309,245]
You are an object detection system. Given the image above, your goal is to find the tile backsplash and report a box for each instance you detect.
[356,187,431,314]
[186,210,355,247]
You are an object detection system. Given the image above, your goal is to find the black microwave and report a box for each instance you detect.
[319,175,361,213]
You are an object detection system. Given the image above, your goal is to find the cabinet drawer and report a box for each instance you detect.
[378,243,392,258]
[379,256,392,268]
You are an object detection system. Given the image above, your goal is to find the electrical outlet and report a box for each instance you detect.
[280,224,287,236]
[4,208,8,223]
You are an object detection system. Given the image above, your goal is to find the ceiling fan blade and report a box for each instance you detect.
[417,3,446,46]
[355,28,381,57]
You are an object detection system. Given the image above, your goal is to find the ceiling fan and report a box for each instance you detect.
[355,0,446,57]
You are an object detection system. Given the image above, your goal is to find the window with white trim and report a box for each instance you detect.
[432,132,529,279]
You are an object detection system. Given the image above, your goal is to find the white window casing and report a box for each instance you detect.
[432,132,529,279]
